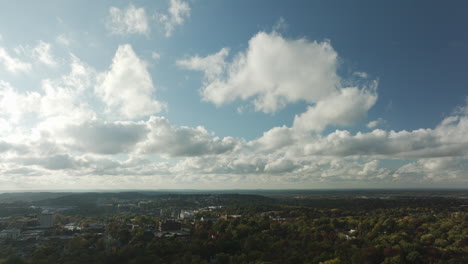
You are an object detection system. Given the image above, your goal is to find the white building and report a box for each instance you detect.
[64,222,81,231]
[179,210,194,219]
[0,229,21,240]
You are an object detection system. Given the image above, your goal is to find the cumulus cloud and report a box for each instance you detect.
[246,100,468,186]
[293,86,377,133]
[0,46,31,73]
[453,96,468,115]
[179,30,380,134]
[2,108,466,185]
[353,71,368,78]
[0,80,41,123]
[11,154,80,171]
[0,54,97,157]
[40,80,93,122]
[138,116,240,157]
[34,54,97,134]
[294,111,468,159]
[37,115,240,158]
[151,51,161,61]
[394,157,468,182]
[65,120,148,155]
[56,34,71,46]
[264,158,300,174]
[171,154,266,175]
[170,27,468,185]
[168,153,394,185]
[178,31,340,113]
[0,140,28,154]
[248,125,295,152]
[107,4,149,35]
[367,118,386,129]
[177,48,229,81]
[158,0,190,37]
[63,54,96,93]
[96,44,166,119]
[307,158,392,181]
[32,41,57,66]
[1,22,466,188]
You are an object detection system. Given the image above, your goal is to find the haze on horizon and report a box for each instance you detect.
[0,0,467,190]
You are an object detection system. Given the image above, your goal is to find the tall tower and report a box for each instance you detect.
[38,211,54,228]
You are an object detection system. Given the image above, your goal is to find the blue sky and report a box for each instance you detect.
[0,0,467,190]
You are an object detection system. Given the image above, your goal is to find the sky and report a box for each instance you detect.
[0,0,467,190]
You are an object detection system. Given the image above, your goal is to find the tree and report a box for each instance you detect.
[319,258,342,264]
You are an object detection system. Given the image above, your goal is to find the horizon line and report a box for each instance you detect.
[1,187,467,193]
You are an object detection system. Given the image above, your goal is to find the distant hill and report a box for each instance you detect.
[0,192,69,203]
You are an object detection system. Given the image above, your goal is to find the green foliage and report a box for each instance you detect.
[2,194,467,264]
[319,258,342,264]
[2,256,26,264]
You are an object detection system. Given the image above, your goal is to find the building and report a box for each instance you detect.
[39,212,54,228]
[200,216,219,222]
[138,201,150,208]
[220,214,242,220]
[271,216,287,222]
[0,229,21,240]
[64,222,82,231]
[179,210,194,219]
[154,230,190,239]
[19,229,45,241]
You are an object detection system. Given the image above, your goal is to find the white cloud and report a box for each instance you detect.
[177,48,229,81]
[107,4,149,35]
[63,54,96,93]
[308,158,392,181]
[168,152,394,185]
[367,118,386,129]
[170,154,266,175]
[296,113,468,159]
[0,140,28,154]
[151,51,161,61]
[32,41,57,66]
[1,25,467,188]
[37,115,240,157]
[264,158,299,174]
[453,96,468,115]
[158,0,190,37]
[178,31,340,113]
[35,54,97,134]
[293,86,377,132]
[179,30,379,137]
[138,116,240,157]
[394,157,467,182]
[11,154,80,171]
[0,46,31,73]
[96,44,166,119]
[247,101,468,170]
[0,54,97,147]
[0,118,12,134]
[1,108,466,186]
[0,80,41,123]
[353,71,368,78]
[56,34,71,46]
[248,125,295,152]
[39,79,95,123]
[65,120,148,155]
